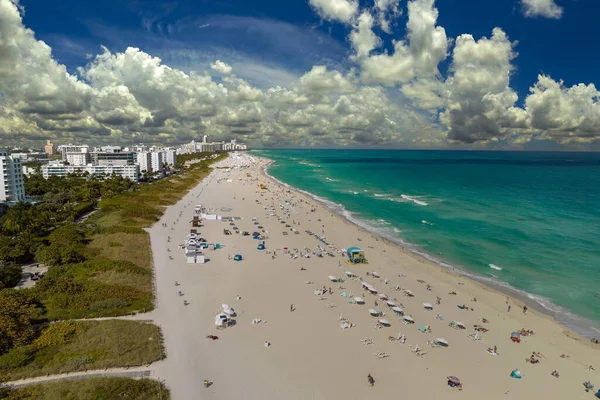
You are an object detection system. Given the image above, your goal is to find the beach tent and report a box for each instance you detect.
[510,370,522,379]
[510,332,521,343]
[392,307,404,315]
[234,254,243,261]
[215,313,229,327]
[346,246,368,264]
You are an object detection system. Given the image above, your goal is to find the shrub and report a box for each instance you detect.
[0,346,33,368]
[33,321,81,349]
[108,242,122,247]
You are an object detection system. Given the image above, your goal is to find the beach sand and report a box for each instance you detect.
[149,153,600,399]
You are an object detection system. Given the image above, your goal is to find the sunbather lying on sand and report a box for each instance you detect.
[551,370,559,378]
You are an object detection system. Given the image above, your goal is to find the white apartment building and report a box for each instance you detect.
[41,164,140,182]
[66,152,91,166]
[0,150,26,202]
[136,152,152,173]
[150,152,164,173]
[164,149,177,167]
[58,144,90,161]
[10,152,48,162]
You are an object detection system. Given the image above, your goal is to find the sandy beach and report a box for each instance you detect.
[149,153,600,399]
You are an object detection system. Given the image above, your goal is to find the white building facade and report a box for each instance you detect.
[0,150,26,202]
[150,152,164,173]
[58,145,90,161]
[164,149,177,167]
[41,164,140,182]
[66,152,91,166]
[136,152,152,173]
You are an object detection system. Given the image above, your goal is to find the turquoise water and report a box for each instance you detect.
[255,150,600,337]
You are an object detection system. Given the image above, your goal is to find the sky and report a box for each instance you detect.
[1,0,600,150]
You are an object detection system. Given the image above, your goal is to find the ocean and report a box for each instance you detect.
[254,149,600,338]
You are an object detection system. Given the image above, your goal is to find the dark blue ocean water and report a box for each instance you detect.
[255,149,600,336]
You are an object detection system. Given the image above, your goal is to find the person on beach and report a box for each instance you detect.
[367,374,375,387]
[290,304,294,312]
[508,305,511,312]
[436,297,441,305]
[523,305,528,314]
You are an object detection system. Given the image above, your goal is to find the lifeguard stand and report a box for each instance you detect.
[346,247,368,264]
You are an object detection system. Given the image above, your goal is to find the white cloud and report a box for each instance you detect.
[298,65,355,95]
[374,0,401,34]
[440,28,528,143]
[210,60,233,75]
[308,0,359,23]
[525,75,600,143]
[521,0,563,19]
[359,0,449,86]
[349,11,382,58]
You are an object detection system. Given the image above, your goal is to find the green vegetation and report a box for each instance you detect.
[0,152,225,393]
[0,320,164,381]
[0,377,169,400]
[0,264,22,290]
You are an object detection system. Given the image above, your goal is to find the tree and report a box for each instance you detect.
[0,264,21,289]
[0,289,42,355]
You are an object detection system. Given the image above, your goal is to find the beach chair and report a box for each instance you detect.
[428,339,440,348]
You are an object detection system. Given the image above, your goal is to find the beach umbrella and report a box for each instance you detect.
[435,338,449,346]
[371,272,380,278]
[392,306,404,315]
[378,293,388,300]
[222,304,230,310]
[345,271,355,277]
[386,300,397,307]
[510,370,522,379]
[403,315,414,322]
[511,332,521,338]
[423,303,433,310]
[328,275,338,282]
[378,319,391,326]
[354,297,365,304]
[404,290,414,296]
[456,321,465,328]
[447,376,461,385]
[368,309,381,316]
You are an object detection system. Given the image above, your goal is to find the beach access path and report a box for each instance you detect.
[148,154,599,400]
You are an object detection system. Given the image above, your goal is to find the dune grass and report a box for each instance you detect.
[0,377,169,399]
[0,320,165,381]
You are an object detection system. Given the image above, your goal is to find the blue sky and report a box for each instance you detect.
[20,0,598,96]
[2,0,599,149]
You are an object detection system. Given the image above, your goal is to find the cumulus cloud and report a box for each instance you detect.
[358,0,449,86]
[440,28,528,143]
[374,0,401,34]
[521,0,563,19]
[210,60,233,75]
[349,11,382,58]
[308,0,359,23]
[525,75,600,143]
[1,0,598,149]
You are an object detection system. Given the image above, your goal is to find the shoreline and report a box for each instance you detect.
[260,156,600,341]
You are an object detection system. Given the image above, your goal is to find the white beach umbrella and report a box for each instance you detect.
[386,300,397,307]
[354,297,365,304]
[456,321,465,328]
[222,304,231,310]
[368,309,380,316]
[371,272,380,278]
[378,319,391,326]
[345,271,355,277]
[328,275,338,282]
[378,293,388,300]
[435,338,449,346]
[392,306,404,314]
[423,303,433,309]
[403,315,414,322]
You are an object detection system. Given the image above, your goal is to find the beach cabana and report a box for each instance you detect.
[346,246,368,264]
[392,306,404,315]
[234,254,243,261]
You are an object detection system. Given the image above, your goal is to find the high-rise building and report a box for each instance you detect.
[58,144,89,161]
[0,150,26,202]
[150,152,164,173]
[66,152,91,166]
[44,140,55,155]
[136,152,152,173]
[164,149,177,167]
[92,152,135,166]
